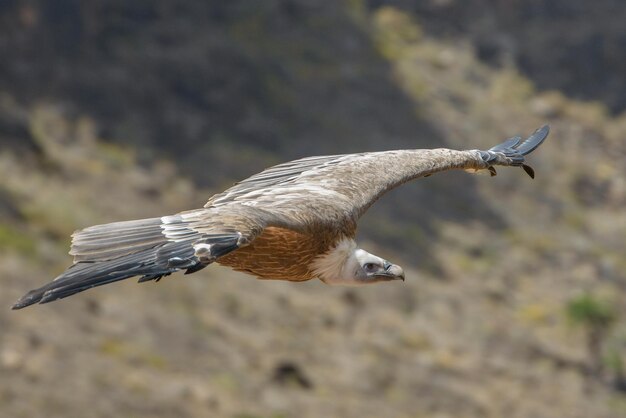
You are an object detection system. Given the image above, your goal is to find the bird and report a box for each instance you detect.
[12,125,549,309]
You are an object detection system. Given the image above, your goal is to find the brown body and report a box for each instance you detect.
[217,226,347,281]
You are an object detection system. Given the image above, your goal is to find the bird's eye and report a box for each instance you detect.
[363,263,378,272]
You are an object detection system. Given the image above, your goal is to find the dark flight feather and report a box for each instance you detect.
[12,216,244,308]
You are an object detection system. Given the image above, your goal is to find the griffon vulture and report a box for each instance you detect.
[12,125,549,309]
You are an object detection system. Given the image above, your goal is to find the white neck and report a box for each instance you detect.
[310,237,356,283]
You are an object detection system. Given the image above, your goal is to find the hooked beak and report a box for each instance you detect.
[378,261,405,281]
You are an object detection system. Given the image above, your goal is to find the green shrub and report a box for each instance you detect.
[0,223,36,254]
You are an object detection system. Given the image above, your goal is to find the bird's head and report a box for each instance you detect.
[312,239,405,286]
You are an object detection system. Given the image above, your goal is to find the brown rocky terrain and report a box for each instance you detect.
[1,2,625,417]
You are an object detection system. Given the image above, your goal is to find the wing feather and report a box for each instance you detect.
[206,154,352,207]
[205,126,549,224]
[12,208,266,309]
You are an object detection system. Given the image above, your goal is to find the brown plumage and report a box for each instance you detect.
[218,226,350,281]
[12,125,549,309]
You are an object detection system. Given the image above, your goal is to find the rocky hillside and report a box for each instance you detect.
[1,2,625,418]
[370,0,626,113]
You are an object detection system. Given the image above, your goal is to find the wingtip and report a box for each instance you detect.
[536,124,550,140]
[11,289,44,310]
[517,124,550,156]
[11,299,32,310]
[522,164,535,179]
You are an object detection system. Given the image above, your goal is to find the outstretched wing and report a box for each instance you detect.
[206,125,549,222]
[13,126,548,309]
[12,206,266,309]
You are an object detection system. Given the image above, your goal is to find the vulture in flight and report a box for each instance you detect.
[12,126,549,309]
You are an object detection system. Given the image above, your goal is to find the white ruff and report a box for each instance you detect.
[310,237,356,282]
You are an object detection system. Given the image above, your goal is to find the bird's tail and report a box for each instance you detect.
[12,216,202,309]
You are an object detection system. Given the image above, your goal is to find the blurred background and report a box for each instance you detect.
[1,1,625,417]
